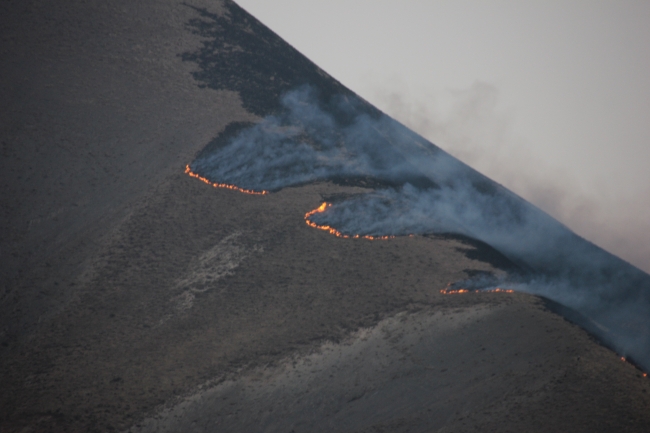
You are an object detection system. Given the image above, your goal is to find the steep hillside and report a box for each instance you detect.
[1,1,648,432]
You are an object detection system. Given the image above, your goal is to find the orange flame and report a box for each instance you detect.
[619,357,649,377]
[184,166,396,240]
[304,202,395,240]
[621,356,648,377]
[439,288,471,294]
[439,282,514,295]
[488,288,515,293]
[185,165,268,195]
[184,167,393,240]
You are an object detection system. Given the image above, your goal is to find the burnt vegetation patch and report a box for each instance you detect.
[181,1,370,117]
[433,233,523,273]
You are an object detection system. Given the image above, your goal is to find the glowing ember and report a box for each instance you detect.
[439,282,514,295]
[618,357,649,377]
[185,167,393,239]
[185,165,268,195]
[488,288,515,293]
[439,288,471,294]
[304,202,395,240]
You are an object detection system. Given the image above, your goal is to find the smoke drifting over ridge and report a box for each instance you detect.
[191,87,429,192]
[370,81,650,277]
[191,86,650,371]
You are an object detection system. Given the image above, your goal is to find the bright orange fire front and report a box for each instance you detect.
[304,202,394,240]
[185,165,268,195]
[185,165,649,378]
[439,282,514,295]
[184,166,394,240]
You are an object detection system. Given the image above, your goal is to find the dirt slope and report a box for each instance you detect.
[1,1,649,432]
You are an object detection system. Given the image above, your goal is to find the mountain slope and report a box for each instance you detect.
[1,1,649,432]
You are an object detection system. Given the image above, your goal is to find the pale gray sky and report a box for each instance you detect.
[236,0,650,273]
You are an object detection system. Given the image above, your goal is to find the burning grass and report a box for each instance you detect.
[439,284,514,295]
[304,202,395,240]
[185,165,268,195]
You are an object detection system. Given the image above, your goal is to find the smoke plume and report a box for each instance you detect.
[370,81,650,277]
[191,86,650,371]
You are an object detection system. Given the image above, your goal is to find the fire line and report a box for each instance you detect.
[184,166,393,239]
[439,282,514,295]
[304,202,395,240]
[439,288,514,294]
[441,285,650,376]
[184,168,650,378]
[185,165,650,379]
[185,165,268,195]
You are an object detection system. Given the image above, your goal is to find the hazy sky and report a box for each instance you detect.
[236,0,650,274]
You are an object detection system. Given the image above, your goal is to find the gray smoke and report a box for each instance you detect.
[191,86,650,371]
[191,86,419,191]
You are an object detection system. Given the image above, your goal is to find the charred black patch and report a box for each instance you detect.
[434,233,523,273]
[181,2,377,119]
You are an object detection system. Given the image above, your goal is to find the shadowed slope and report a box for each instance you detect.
[0,0,255,341]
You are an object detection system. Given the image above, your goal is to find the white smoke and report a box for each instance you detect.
[191,86,650,371]
[370,81,650,277]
